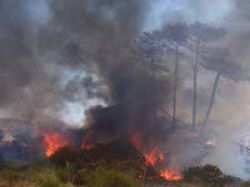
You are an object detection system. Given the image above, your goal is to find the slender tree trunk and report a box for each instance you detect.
[192,39,200,130]
[172,44,179,129]
[203,71,220,129]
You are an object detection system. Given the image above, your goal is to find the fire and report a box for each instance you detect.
[130,133,164,165]
[129,132,182,182]
[43,132,69,157]
[159,169,183,181]
[81,142,93,150]
[144,146,164,165]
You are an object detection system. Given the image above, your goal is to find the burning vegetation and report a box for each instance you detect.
[43,131,70,157]
[41,129,184,182]
[159,170,183,181]
[1,0,250,186]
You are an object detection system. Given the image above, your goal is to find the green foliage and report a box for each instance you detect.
[0,169,24,187]
[81,166,139,187]
[0,163,244,187]
[56,162,77,184]
[74,168,93,185]
[37,168,62,187]
[63,165,140,187]
[37,168,75,187]
[183,164,225,186]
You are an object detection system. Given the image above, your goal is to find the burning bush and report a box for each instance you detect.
[49,140,162,182]
[50,140,145,169]
[43,131,70,157]
[47,141,143,186]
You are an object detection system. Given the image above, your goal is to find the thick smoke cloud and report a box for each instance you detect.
[0,0,150,126]
[45,0,173,146]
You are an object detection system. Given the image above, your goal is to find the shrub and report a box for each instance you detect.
[50,141,145,171]
[74,168,92,185]
[49,147,84,168]
[56,162,77,184]
[183,164,225,186]
[94,167,139,187]
[37,168,75,187]
[0,169,24,187]
[75,166,139,187]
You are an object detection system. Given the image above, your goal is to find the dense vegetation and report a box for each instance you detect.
[0,144,248,187]
[0,160,247,187]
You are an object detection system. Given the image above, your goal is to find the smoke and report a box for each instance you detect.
[0,0,148,126]
[195,1,250,179]
[144,0,234,30]
[2,0,250,180]
[140,0,250,179]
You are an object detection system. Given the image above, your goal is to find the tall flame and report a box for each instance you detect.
[43,132,69,157]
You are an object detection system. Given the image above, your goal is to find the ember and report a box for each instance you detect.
[43,132,69,157]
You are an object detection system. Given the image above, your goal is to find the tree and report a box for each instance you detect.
[183,164,225,186]
[134,31,167,76]
[201,48,248,131]
[133,31,170,129]
[189,22,225,130]
[159,23,189,129]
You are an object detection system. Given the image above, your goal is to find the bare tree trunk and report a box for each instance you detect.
[203,71,220,129]
[172,44,179,130]
[192,39,200,130]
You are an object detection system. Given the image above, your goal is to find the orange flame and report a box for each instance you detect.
[144,146,164,165]
[130,133,164,165]
[160,169,183,181]
[43,132,69,157]
[129,132,182,181]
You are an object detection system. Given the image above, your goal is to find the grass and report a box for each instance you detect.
[0,160,245,187]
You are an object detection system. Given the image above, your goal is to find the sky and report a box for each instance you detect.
[143,0,234,30]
